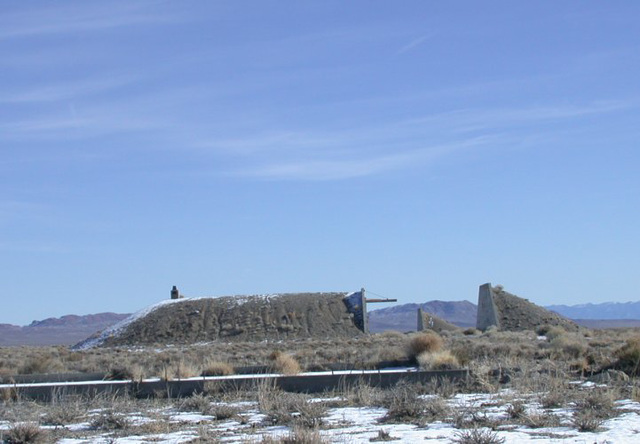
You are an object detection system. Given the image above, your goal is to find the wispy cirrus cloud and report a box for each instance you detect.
[402,100,633,129]
[0,2,184,39]
[397,33,436,55]
[0,75,137,104]
[209,98,632,181]
[226,136,495,181]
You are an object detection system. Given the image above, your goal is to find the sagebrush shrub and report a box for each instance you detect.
[380,384,425,423]
[179,393,212,414]
[452,427,505,444]
[90,411,132,431]
[571,410,604,432]
[18,356,63,375]
[613,337,640,376]
[544,327,566,341]
[407,332,443,358]
[550,334,587,359]
[4,423,46,444]
[269,351,301,375]
[417,350,460,370]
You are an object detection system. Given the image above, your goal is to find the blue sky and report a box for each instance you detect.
[1,1,639,325]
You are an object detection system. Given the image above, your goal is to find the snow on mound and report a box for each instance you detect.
[73,298,185,350]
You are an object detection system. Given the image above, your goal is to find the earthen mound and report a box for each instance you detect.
[417,309,461,333]
[74,292,362,349]
[491,286,579,332]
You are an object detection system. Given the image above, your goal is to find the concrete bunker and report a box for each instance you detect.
[81,288,397,348]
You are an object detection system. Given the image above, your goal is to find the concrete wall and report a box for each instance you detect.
[476,283,500,331]
[3,369,470,401]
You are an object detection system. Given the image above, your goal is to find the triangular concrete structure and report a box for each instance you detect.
[476,283,579,332]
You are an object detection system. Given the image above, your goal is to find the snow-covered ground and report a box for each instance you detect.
[2,382,640,443]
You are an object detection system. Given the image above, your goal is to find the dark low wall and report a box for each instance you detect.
[1,372,106,384]
[3,369,469,401]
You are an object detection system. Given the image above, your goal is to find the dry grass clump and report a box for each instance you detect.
[162,361,199,380]
[258,383,326,428]
[520,411,561,429]
[505,401,526,419]
[406,332,443,358]
[343,381,383,407]
[261,426,328,443]
[18,355,64,375]
[369,429,400,442]
[539,390,566,409]
[3,422,47,444]
[550,334,587,359]
[612,336,640,376]
[269,351,301,375]
[201,360,234,376]
[380,384,428,424]
[179,393,212,414]
[542,326,566,341]
[452,428,505,444]
[1,387,19,402]
[42,400,84,426]
[571,410,604,432]
[452,405,500,430]
[377,330,405,340]
[574,388,617,419]
[210,404,241,421]
[105,364,145,382]
[90,410,132,431]
[417,350,460,370]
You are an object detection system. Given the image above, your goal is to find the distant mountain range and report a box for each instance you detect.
[368,300,477,333]
[2,299,640,346]
[546,302,640,320]
[0,313,129,346]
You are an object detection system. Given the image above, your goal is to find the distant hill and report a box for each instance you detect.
[572,319,640,329]
[0,313,130,346]
[368,300,477,333]
[547,302,640,320]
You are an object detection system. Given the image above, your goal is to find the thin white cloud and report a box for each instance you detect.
[0,75,137,104]
[403,100,633,128]
[225,137,494,181]
[397,33,436,55]
[0,2,184,39]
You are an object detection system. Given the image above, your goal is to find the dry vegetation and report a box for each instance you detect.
[3,326,640,442]
[2,327,640,384]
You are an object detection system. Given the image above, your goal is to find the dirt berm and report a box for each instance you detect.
[418,309,461,333]
[94,293,362,347]
[492,286,579,332]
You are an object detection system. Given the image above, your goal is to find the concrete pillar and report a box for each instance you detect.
[361,287,369,334]
[476,283,500,331]
[417,308,424,331]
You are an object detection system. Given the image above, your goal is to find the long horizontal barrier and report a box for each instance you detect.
[0,360,416,385]
[0,369,469,401]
